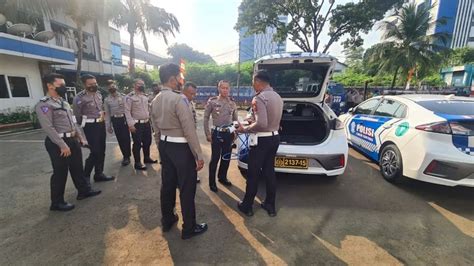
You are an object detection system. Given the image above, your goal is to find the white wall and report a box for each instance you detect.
[0,55,43,112]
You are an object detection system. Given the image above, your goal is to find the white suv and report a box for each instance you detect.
[237,52,348,177]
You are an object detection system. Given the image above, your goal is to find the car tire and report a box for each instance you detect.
[379,144,403,183]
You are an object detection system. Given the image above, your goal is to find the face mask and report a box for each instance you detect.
[109,87,117,94]
[55,86,67,98]
[137,85,145,92]
[87,85,98,92]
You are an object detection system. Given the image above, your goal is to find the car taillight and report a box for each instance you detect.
[415,122,452,134]
[332,118,344,130]
[449,122,473,136]
[339,155,345,167]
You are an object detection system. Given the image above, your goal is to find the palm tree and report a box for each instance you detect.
[62,0,108,85]
[109,0,179,77]
[366,2,449,89]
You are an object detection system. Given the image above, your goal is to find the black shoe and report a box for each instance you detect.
[121,157,131,166]
[182,223,208,240]
[94,174,115,182]
[210,184,218,193]
[144,158,158,164]
[261,202,277,217]
[77,189,102,200]
[218,179,232,187]
[50,202,75,212]
[237,202,254,217]
[134,163,147,170]
[162,214,179,232]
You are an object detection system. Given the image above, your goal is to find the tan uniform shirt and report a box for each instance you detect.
[36,96,86,149]
[203,96,238,137]
[72,90,103,125]
[104,93,126,130]
[124,91,150,127]
[181,94,197,128]
[150,87,203,160]
[245,87,283,133]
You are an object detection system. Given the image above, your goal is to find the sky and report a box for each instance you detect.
[120,0,383,65]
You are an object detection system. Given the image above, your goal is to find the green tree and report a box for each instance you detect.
[110,0,179,77]
[365,2,449,89]
[446,47,474,66]
[236,0,403,53]
[167,43,215,64]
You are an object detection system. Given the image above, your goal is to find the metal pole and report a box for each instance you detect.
[236,39,241,108]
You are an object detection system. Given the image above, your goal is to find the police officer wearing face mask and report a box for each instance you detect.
[125,79,157,170]
[104,80,131,166]
[236,70,283,217]
[73,74,115,184]
[151,63,207,240]
[36,73,101,212]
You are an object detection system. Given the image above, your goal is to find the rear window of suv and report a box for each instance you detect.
[258,64,330,97]
[417,100,474,115]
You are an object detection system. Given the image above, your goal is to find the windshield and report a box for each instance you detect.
[417,100,474,115]
[258,64,330,97]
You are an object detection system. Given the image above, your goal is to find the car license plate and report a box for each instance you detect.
[274,157,309,169]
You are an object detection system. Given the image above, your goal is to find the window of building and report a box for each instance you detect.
[0,75,30,99]
[0,75,9,98]
[8,76,30,97]
[51,21,97,60]
[111,43,122,64]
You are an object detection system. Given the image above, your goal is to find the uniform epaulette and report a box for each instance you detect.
[40,96,50,102]
[172,90,181,94]
[76,90,86,97]
[230,97,235,101]
[127,91,135,96]
[208,96,218,101]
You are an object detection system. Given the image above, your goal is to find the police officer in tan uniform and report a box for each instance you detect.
[125,79,157,170]
[73,74,115,184]
[236,70,283,217]
[36,73,101,212]
[182,82,200,182]
[203,80,238,192]
[104,80,131,166]
[150,63,207,240]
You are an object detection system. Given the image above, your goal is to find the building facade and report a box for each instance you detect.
[239,15,288,62]
[416,0,474,48]
[0,7,128,112]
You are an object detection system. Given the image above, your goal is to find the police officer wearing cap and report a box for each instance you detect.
[125,79,157,170]
[104,80,131,166]
[150,63,207,240]
[36,73,101,212]
[236,70,283,217]
[73,74,115,183]
[203,80,238,192]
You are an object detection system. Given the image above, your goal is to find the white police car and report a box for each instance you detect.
[237,53,348,177]
[339,94,474,187]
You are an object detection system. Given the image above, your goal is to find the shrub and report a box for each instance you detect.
[0,107,33,124]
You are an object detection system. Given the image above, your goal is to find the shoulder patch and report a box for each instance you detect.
[40,106,50,113]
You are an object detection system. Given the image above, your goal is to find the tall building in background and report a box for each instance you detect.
[416,0,474,48]
[239,15,288,62]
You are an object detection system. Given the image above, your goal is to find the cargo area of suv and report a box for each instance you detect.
[279,101,329,145]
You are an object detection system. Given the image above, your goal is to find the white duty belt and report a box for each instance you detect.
[160,135,188,143]
[58,132,76,138]
[84,118,104,123]
[135,119,149,124]
[112,114,125,118]
[256,131,279,137]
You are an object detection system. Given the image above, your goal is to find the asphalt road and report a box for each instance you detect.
[0,111,473,265]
